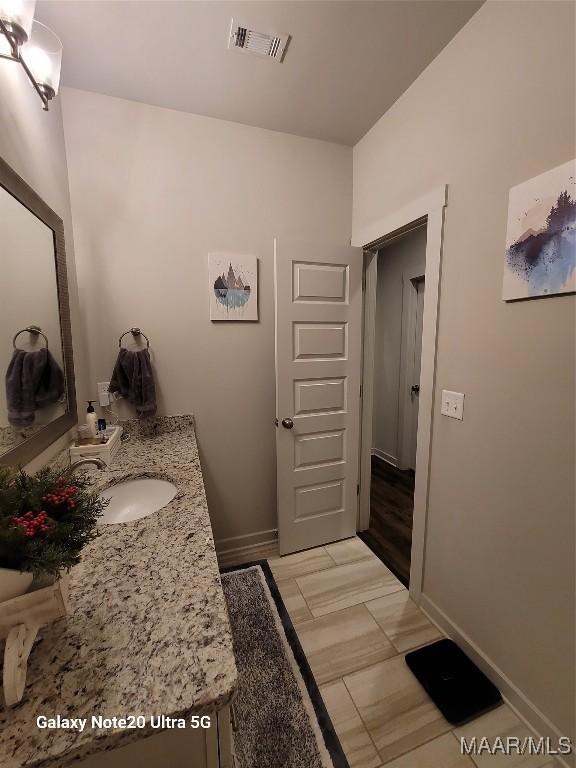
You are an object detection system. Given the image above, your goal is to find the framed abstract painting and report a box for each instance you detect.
[502,159,576,301]
[209,253,258,321]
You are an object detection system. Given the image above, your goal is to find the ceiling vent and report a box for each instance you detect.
[228,19,290,63]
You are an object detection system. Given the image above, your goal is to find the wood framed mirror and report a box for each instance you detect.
[0,156,77,467]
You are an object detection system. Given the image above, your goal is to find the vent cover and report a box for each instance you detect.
[229,19,290,62]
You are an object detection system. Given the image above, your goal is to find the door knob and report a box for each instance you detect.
[411,385,420,394]
[281,418,294,429]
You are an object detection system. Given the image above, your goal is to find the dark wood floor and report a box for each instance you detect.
[358,455,415,587]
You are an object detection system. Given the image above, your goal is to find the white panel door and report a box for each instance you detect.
[275,239,363,555]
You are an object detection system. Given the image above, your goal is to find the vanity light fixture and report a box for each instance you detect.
[0,0,35,45]
[0,0,62,111]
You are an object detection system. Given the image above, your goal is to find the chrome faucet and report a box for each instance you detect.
[69,458,106,473]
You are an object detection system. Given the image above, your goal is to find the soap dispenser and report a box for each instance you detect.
[86,401,98,438]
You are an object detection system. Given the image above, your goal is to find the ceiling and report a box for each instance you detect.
[37,1,482,146]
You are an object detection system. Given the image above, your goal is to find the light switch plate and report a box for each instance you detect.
[441,390,464,420]
[97,381,111,407]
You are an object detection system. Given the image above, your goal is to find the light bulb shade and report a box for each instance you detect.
[22,20,62,96]
[0,0,35,44]
[0,32,13,56]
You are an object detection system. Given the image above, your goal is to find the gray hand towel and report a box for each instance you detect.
[5,348,66,428]
[109,348,157,418]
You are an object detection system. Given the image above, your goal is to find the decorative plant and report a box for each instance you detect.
[0,465,107,579]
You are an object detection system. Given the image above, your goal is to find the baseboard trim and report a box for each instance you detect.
[371,448,398,467]
[215,528,278,555]
[420,594,574,768]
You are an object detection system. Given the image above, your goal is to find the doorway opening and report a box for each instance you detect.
[358,225,427,586]
[355,185,446,602]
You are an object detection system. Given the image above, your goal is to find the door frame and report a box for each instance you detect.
[354,186,447,603]
[397,271,425,471]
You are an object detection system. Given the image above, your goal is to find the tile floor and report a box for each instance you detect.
[218,538,561,768]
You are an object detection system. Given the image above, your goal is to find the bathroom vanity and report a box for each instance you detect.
[0,415,238,768]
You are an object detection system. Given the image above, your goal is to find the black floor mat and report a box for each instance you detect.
[405,639,502,726]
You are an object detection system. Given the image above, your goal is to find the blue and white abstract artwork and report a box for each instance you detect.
[503,159,576,300]
[209,253,258,320]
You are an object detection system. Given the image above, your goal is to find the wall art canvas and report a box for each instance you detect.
[503,159,576,301]
[209,253,258,321]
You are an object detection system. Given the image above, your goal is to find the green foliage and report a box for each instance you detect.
[0,465,108,578]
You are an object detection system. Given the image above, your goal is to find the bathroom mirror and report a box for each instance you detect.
[0,156,77,467]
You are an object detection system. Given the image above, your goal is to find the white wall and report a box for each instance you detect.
[0,55,83,468]
[61,88,352,545]
[354,0,575,744]
[372,226,426,464]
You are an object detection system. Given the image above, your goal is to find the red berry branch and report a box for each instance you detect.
[1,466,107,578]
[12,510,50,538]
[42,485,78,511]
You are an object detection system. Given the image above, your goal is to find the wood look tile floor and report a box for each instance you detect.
[359,456,416,586]
[219,538,560,768]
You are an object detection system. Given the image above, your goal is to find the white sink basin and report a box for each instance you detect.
[98,478,177,525]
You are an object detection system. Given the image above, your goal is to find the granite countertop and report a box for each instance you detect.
[0,415,238,768]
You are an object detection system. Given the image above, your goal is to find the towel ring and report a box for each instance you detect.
[13,325,49,350]
[118,327,150,349]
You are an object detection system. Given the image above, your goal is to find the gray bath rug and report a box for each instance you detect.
[221,561,349,768]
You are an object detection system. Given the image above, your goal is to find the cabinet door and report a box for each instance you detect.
[217,706,233,768]
[75,718,217,768]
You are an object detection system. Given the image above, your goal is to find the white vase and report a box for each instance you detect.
[0,567,34,602]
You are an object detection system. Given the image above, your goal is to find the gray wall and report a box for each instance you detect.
[0,54,84,471]
[354,0,575,742]
[372,227,426,464]
[61,87,352,545]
